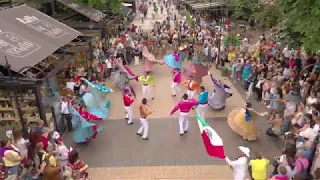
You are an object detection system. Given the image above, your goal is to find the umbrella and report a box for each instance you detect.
[284,91,303,103]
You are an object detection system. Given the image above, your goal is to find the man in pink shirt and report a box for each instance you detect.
[171,68,181,97]
[170,94,198,136]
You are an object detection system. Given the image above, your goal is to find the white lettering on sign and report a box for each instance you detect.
[15,15,67,39]
[0,32,40,58]
[68,3,80,8]
[16,16,39,24]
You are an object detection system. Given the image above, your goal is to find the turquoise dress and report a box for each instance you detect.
[242,64,252,80]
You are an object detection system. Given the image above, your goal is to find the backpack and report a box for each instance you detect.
[296,160,309,179]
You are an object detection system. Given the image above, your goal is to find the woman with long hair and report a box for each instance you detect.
[67,149,88,178]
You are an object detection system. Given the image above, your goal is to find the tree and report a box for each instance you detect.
[77,0,123,14]
[227,0,259,20]
[253,3,282,30]
[277,0,320,53]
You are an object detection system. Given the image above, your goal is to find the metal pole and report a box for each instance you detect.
[4,56,28,139]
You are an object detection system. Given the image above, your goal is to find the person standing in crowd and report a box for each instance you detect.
[249,152,270,180]
[0,138,23,178]
[123,88,135,125]
[61,97,72,132]
[225,146,250,180]
[197,86,208,120]
[137,98,154,140]
[170,94,198,136]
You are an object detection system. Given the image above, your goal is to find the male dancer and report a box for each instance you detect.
[171,68,181,97]
[181,77,199,99]
[197,86,208,120]
[138,71,155,100]
[137,98,154,140]
[170,94,198,136]
[123,89,134,124]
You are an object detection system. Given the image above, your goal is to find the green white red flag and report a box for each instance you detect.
[196,113,226,159]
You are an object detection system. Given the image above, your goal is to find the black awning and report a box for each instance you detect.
[57,0,105,22]
[0,5,81,73]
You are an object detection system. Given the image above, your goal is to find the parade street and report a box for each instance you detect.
[61,2,283,180]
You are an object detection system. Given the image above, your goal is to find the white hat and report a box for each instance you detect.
[52,131,60,140]
[239,146,250,157]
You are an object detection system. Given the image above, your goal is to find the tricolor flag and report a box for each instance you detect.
[196,113,225,159]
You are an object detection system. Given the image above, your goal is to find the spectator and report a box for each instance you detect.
[0,138,23,178]
[249,152,270,180]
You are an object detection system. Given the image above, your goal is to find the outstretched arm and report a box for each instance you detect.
[170,104,180,115]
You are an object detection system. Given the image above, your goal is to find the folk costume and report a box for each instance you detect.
[122,84,136,98]
[138,75,155,100]
[133,45,140,65]
[183,62,209,84]
[208,73,232,110]
[163,46,187,69]
[137,103,153,139]
[225,146,250,180]
[81,78,111,119]
[123,92,135,124]
[170,98,198,135]
[197,90,209,120]
[181,80,199,99]
[69,105,103,143]
[227,103,267,141]
[171,69,181,97]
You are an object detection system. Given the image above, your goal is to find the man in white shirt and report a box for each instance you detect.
[61,97,72,132]
[225,146,250,180]
[105,58,113,78]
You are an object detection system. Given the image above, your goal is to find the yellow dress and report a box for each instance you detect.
[228,108,260,141]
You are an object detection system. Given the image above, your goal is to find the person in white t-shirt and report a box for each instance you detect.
[105,58,113,79]
[66,79,76,92]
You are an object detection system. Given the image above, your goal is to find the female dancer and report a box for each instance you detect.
[227,102,267,141]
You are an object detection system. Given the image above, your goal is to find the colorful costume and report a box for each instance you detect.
[81,78,111,119]
[171,70,181,96]
[138,75,155,100]
[164,51,185,69]
[122,85,136,97]
[142,46,163,73]
[181,80,200,99]
[69,105,103,143]
[227,107,261,141]
[112,58,138,88]
[197,91,209,120]
[183,62,209,83]
[208,74,232,110]
[170,99,198,135]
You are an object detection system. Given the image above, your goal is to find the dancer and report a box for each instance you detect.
[181,78,199,99]
[227,102,267,141]
[197,86,209,120]
[137,98,153,140]
[170,94,198,136]
[171,68,181,97]
[138,71,155,100]
[69,105,103,143]
[225,146,250,180]
[133,43,140,65]
[208,72,232,110]
[123,88,135,125]
[122,81,136,98]
[183,62,209,84]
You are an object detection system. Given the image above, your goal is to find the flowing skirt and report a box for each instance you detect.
[227,108,260,141]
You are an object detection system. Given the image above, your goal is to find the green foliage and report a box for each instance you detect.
[77,0,123,14]
[277,0,320,53]
[227,0,259,20]
[181,10,195,28]
[253,4,282,30]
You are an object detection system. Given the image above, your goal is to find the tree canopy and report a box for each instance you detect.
[77,0,123,14]
[227,0,259,20]
[277,0,320,53]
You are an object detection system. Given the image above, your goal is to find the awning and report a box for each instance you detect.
[0,5,81,73]
[122,2,132,7]
[57,0,105,22]
[120,5,132,16]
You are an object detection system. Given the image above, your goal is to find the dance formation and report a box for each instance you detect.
[67,35,267,144]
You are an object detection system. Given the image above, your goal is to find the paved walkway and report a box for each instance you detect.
[63,3,282,179]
